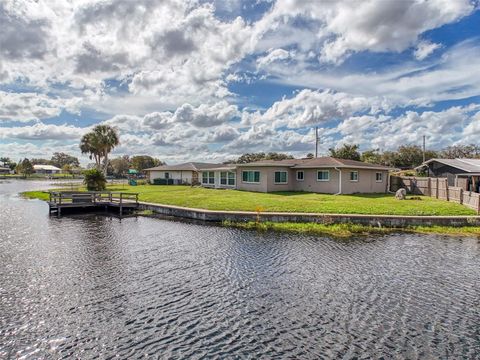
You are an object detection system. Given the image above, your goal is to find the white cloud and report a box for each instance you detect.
[257,48,292,68]
[414,41,442,60]
[254,0,474,64]
[246,89,383,129]
[331,105,479,150]
[0,91,81,122]
[0,122,87,140]
[260,40,480,107]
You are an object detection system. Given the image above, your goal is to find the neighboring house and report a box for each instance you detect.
[199,157,392,194]
[145,162,220,185]
[416,158,480,191]
[33,165,61,174]
[0,166,10,174]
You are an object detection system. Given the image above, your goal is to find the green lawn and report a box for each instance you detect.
[23,185,477,216]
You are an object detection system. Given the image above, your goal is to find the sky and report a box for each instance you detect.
[1,0,480,165]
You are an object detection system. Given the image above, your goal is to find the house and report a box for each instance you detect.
[0,166,10,174]
[145,162,220,185]
[416,158,480,191]
[33,164,61,174]
[199,157,393,194]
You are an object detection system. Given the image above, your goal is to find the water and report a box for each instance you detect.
[1,180,479,359]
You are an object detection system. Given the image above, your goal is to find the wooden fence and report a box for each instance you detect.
[390,176,480,214]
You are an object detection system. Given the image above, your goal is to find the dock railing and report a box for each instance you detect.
[49,191,139,215]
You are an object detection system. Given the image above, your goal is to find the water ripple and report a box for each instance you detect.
[1,180,480,359]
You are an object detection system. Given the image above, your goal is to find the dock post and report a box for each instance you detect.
[119,193,123,216]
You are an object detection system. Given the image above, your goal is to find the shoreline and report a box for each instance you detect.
[22,190,480,237]
[222,220,480,237]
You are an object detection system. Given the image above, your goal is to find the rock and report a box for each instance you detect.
[395,188,407,200]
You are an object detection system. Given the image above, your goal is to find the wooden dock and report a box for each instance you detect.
[48,191,139,216]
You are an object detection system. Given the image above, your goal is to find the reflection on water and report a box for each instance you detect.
[1,180,479,358]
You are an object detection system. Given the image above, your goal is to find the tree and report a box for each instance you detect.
[130,155,163,172]
[30,158,51,165]
[83,169,107,191]
[62,164,73,176]
[0,157,15,170]
[440,144,480,158]
[16,158,34,177]
[80,125,120,175]
[265,152,294,161]
[234,152,293,163]
[394,145,437,168]
[361,149,382,164]
[0,157,11,167]
[109,155,131,177]
[51,152,80,168]
[329,144,361,161]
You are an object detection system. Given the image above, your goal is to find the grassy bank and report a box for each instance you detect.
[22,184,477,216]
[225,221,480,237]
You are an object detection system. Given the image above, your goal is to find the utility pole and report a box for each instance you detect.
[422,135,426,163]
[315,126,319,158]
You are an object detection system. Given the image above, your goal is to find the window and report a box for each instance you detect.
[376,172,383,182]
[202,171,215,184]
[296,171,304,181]
[164,172,169,179]
[317,170,330,181]
[220,172,235,186]
[242,170,260,183]
[228,172,235,186]
[350,171,359,182]
[274,171,288,184]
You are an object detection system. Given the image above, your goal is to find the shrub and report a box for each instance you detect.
[83,169,106,191]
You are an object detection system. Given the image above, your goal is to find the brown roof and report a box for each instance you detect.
[236,158,310,167]
[145,162,220,172]
[236,157,393,170]
[293,157,393,170]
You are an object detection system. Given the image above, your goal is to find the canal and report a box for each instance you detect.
[1,180,479,358]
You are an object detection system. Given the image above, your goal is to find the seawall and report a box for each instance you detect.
[138,202,480,227]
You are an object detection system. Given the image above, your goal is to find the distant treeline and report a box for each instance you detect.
[226,144,480,169]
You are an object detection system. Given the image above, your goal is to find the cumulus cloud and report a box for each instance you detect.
[104,101,239,133]
[332,105,479,150]
[0,91,81,123]
[0,122,87,140]
[1,0,479,163]
[207,125,240,142]
[0,0,51,60]
[255,0,474,64]
[246,89,382,129]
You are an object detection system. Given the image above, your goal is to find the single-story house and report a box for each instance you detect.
[198,157,393,194]
[145,162,220,185]
[416,158,480,191]
[33,164,61,174]
[0,166,10,174]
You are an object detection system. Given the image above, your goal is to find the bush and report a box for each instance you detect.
[83,169,106,191]
[153,178,174,185]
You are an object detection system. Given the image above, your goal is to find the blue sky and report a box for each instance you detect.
[1,0,479,164]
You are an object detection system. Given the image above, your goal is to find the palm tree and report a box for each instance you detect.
[80,125,120,175]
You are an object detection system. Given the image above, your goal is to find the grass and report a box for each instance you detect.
[22,184,477,216]
[22,190,50,201]
[225,221,480,237]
